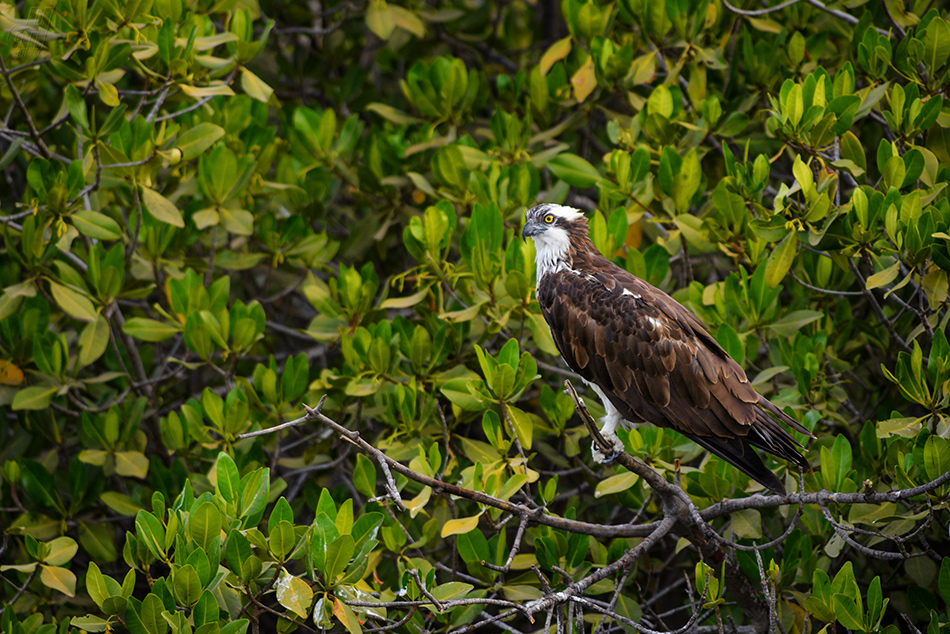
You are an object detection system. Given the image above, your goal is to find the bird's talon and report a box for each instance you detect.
[591,438,625,464]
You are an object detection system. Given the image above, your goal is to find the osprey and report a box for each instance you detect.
[522,203,812,495]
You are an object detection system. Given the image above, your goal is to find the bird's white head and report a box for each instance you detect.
[522,204,586,282]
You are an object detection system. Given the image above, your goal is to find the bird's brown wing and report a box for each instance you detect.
[538,267,762,440]
[538,262,815,493]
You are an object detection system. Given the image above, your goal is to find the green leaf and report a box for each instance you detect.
[239,467,270,525]
[70,615,112,632]
[123,317,180,342]
[325,534,355,582]
[939,557,950,606]
[215,452,240,505]
[12,386,58,411]
[134,510,167,561]
[141,186,185,228]
[194,590,219,628]
[923,435,950,482]
[100,491,142,516]
[270,520,296,561]
[923,18,950,77]
[768,310,823,337]
[171,564,202,606]
[190,501,223,552]
[72,210,123,241]
[128,593,168,634]
[353,454,377,498]
[85,561,109,609]
[175,123,225,161]
[765,232,797,288]
[732,509,762,539]
[833,594,865,631]
[673,214,715,251]
[389,4,425,37]
[65,84,89,130]
[547,153,601,188]
[715,323,743,364]
[866,261,900,289]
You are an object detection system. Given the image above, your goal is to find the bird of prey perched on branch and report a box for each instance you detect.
[522,203,813,495]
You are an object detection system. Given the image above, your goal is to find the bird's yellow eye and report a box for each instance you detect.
[544,214,554,224]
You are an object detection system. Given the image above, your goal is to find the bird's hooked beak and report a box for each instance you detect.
[522,220,543,242]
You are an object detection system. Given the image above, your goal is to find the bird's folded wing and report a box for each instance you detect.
[541,269,761,440]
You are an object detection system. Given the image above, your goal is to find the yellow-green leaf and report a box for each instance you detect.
[390,5,425,37]
[79,313,110,367]
[40,565,76,597]
[49,280,98,322]
[275,571,313,619]
[571,54,596,103]
[71,210,122,240]
[12,386,59,411]
[866,261,900,289]
[506,405,534,450]
[123,317,180,342]
[240,67,274,103]
[219,206,254,236]
[115,451,149,479]
[441,514,481,537]
[333,597,362,634]
[193,207,220,230]
[100,491,142,516]
[731,509,762,539]
[379,288,429,310]
[180,83,235,98]
[176,123,225,161]
[764,233,798,288]
[95,79,120,106]
[365,103,422,125]
[79,449,109,466]
[140,186,184,228]
[366,0,395,39]
[540,36,572,76]
[595,471,639,497]
[44,536,78,565]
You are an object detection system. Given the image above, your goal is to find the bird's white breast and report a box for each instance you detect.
[533,226,572,286]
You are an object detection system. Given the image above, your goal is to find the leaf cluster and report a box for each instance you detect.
[2,0,950,633]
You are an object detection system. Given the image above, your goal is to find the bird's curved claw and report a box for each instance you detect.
[591,437,625,464]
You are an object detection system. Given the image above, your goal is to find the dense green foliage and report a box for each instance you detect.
[2,0,950,632]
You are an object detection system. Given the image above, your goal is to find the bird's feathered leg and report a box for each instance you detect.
[588,383,627,463]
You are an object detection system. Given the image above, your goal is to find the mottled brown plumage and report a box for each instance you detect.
[523,204,812,494]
